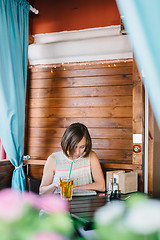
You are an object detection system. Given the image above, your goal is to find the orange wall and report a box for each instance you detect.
[29,0,120,35]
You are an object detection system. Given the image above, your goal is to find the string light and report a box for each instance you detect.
[29,59,130,71]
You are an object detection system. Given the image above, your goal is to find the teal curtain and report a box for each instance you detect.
[116,0,160,129]
[0,0,30,191]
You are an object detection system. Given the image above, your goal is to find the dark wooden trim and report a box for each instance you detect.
[132,59,144,166]
[148,101,154,195]
[101,162,142,170]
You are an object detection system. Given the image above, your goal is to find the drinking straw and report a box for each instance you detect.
[68,161,73,180]
[65,161,73,198]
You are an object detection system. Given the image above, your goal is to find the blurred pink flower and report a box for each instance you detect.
[23,192,68,213]
[23,191,43,210]
[31,232,65,240]
[0,189,73,240]
[0,188,24,221]
[40,194,68,213]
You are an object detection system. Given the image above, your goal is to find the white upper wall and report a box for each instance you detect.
[28,25,133,65]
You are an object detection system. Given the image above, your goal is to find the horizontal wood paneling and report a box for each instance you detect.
[28,138,132,149]
[101,163,142,170]
[29,107,132,118]
[26,60,134,181]
[30,75,132,88]
[30,86,132,98]
[30,96,132,108]
[28,128,132,139]
[28,117,132,128]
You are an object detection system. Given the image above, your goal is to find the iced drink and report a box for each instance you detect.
[60,178,73,200]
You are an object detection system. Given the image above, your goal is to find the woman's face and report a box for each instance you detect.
[72,136,86,159]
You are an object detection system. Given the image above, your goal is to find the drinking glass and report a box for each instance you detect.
[60,178,73,200]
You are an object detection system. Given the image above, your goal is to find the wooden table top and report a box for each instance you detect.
[69,195,108,222]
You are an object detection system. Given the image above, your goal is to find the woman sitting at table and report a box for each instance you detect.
[39,122,105,195]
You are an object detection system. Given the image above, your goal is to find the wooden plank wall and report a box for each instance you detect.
[25,59,144,190]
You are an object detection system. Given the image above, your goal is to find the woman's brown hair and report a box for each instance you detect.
[61,123,92,158]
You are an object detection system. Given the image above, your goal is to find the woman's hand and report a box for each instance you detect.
[54,180,60,188]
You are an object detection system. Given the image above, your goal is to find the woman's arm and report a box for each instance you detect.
[74,151,106,192]
[39,154,58,195]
